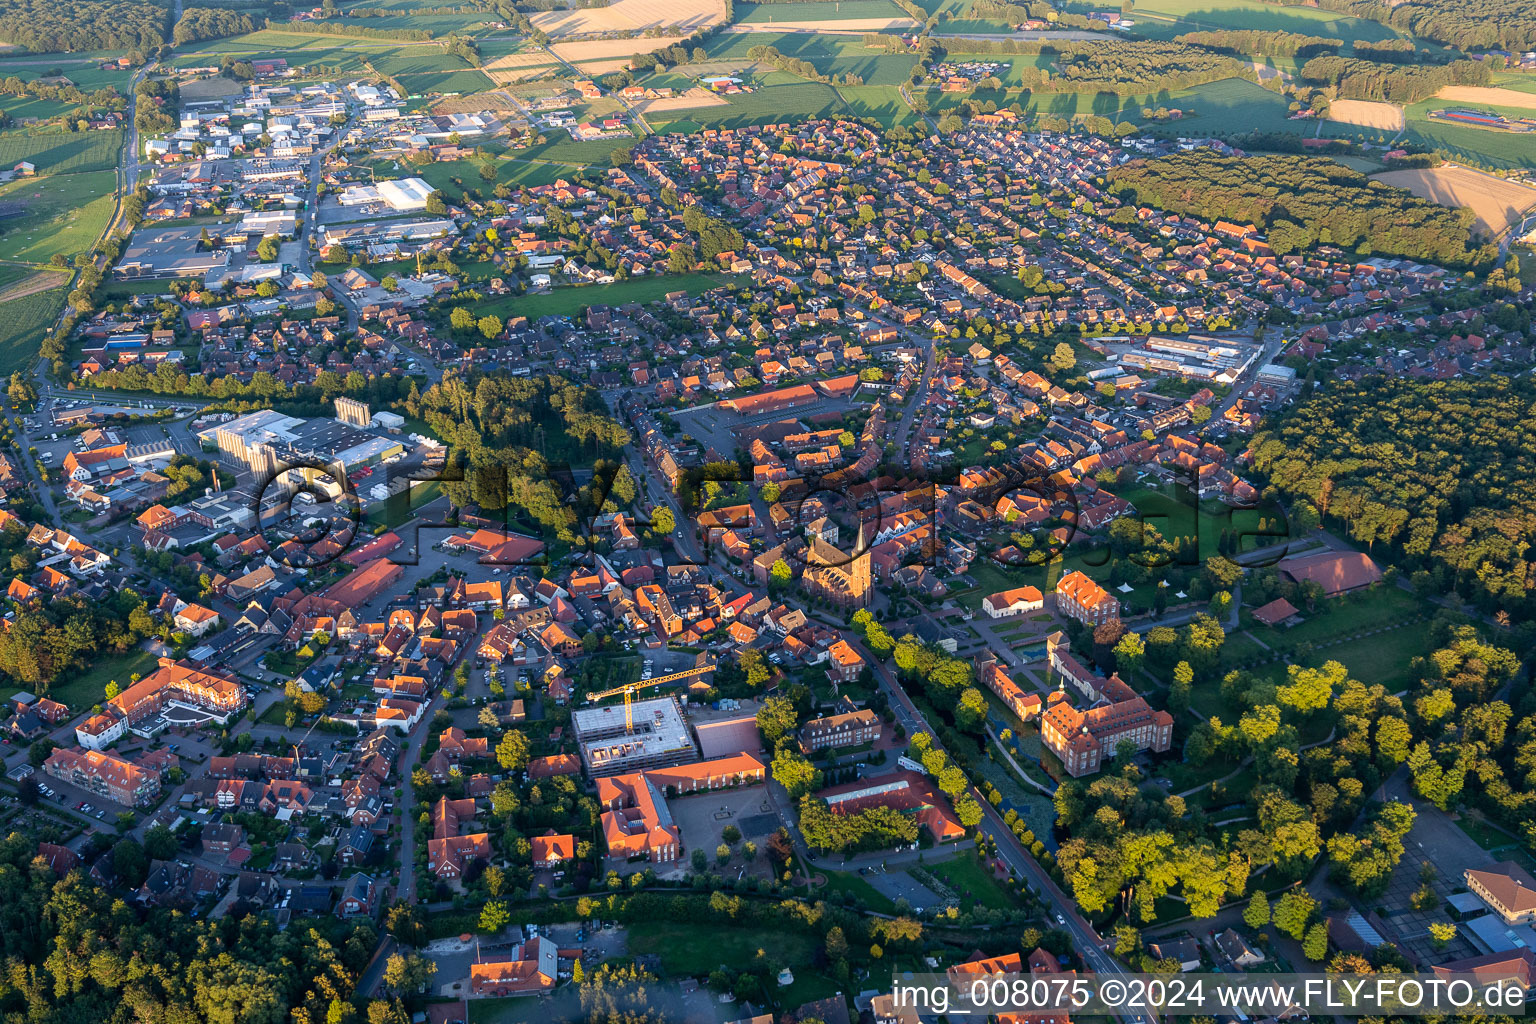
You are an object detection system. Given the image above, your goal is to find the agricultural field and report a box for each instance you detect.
[1373,164,1536,237]
[0,168,115,265]
[530,0,727,37]
[0,284,64,375]
[0,128,122,175]
[370,52,474,77]
[394,69,495,96]
[735,0,915,23]
[172,30,450,74]
[645,73,847,131]
[820,53,921,86]
[836,83,921,125]
[331,2,493,36]
[1100,0,1406,43]
[1435,86,1536,112]
[1327,98,1404,131]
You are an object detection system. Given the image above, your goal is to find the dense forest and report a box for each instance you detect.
[0,0,166,52]
[171,7,259,46]
[1105,152,1489,266]
[406,373,631,544]
[1173,29,1342,57]
[1298,54,1491,104]
[1248,375,1536,617]
[1253,0,1536,51]
[925,38,1247,93]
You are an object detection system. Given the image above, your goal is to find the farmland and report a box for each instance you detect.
[0,284,64,375]
[1373,164,1536,237]
[735,0,915,23]
[1108,0,1406,43]
[530,0,726,37]
[1435,86,1536,112]
[0,169,116,264]
[1327,98,1404,131]
[0,128,122,175]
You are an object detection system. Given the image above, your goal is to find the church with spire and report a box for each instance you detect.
[801,521,872,609]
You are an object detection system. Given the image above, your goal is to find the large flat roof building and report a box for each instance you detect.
[572,696,697,774]
[116,225,231,279]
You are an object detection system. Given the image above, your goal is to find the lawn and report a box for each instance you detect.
[0,285,66,375]
[46,648,160,711]
[624,918,818,977]
[477,272,733,321]
[925,849,1019,910]
[0,129,123,175]
[819,869,899,913]
[1290,621,1433,691]
[1244,585,1420,648]
[0,169,117,264]
[469,997,544,1024]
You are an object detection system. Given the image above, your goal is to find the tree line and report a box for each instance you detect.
[1252,0,1536,52]
[1298,54,1490,104]
[1173,28,1343,57]
[1105,151,1490,267]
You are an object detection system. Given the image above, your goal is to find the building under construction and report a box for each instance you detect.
[571,695,698,775]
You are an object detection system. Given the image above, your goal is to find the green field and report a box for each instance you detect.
[395,69,496,95]
[819,869,899,912]
[173,29,453,73]
[1103,0,1406,43]
[45,647,159,711]
[0,285,64,375]
[378,155,584,198]
[0,96,83,121]
[1397,100,1536,169]
[477,272,732,321]
[0,129,123,175]
[625,918,818,976]
[925,850,1020,910]
[736,0,912,21]
[0,169,116,264]
[648,75,849,132]
[822,53,921,86]
[702,29,879,63]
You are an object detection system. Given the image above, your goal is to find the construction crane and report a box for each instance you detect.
[584,660,717,733]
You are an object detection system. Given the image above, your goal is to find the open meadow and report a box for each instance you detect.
[0,169,115,264]
[1373,164,1536,237]
[0,128,122,175]
[1099,0,1406,43]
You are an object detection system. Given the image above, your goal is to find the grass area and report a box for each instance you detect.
[1244,585,1420,648]
[823,54,920,87]
[47,648,159,711]
[1399,98,1536,169]
[98,279,179,301]
[925,849,1019,910]
[396,69,496,96]
[1290,621,1432,691]
[1113,0,1406,43]
[477,272,732,321]
[468,996,544,1024]
[836,84,921,127]
[0,286,66,375]
[737,0,909,20]
[819,869,899,913]
[0,129,122,175]
[0,169,116,264]
[515,133,635,167]
[0,96,83,121]
[173,29,451,73]
[625,918,818,976]
[371,52,474,77]
[649,74,848,132]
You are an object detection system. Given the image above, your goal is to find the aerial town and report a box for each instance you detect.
[0,0,1531,1021]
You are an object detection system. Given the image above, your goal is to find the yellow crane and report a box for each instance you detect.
[584,660,718,733]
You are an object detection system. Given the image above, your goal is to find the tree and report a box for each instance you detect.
[1114,632,1145,676]
[478,315,503,340]
[256,236,279,262]
[1273,889,1316,940]
[143,823,177,860]
[425,191,448,215]
[383,952,437,995]
[1278,661,1343,714]
[771,747,821,799]
[650,505,675,536]
[450,307,474,331]
[496,730,530,772]
[756,695,798,744]
[478,900,510,934]
[769,558,792,588]
[1302,921,1329,961]
[1050,342,1076,372]
[1243,891,1270,928]
[955,687,988,732]
[1428,921,1456,949]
